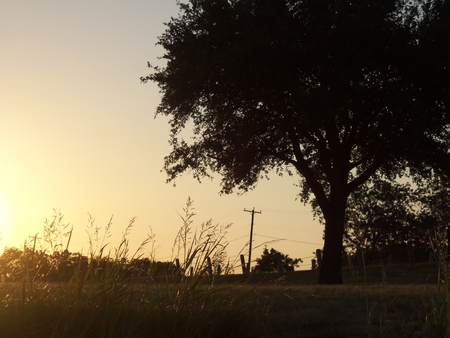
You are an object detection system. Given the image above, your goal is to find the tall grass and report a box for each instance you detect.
[0,199,256,338]
[144,197,253,338]
[2,200,450,337]
[421,223,450,337]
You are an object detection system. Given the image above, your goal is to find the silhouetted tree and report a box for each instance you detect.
[143,0,450,283]
[0,247,23,281]
[47,250,88,281]
[0,246,55,281]
[127,258,177,278]
[415,173,450,259]
[344,178,427,264]
[344,173,450,264]
[253,247,302,273]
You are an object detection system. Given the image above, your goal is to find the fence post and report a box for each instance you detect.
[356,248,365,269]
[387,254,393,266]
[316,249,322,269]
[175,258,182,280]
[311,259,317,270]
[276,252,283,273]
[240,254,247,274]
[429,250,435,263]
[206,256,213,276]
[407,241,415,266]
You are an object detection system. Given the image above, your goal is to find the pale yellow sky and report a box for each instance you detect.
[0,0,322,269]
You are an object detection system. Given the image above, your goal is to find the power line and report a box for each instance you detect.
[288,238,322,245]
[254,233,322,246]
[228,235,249,243]
[261,207,312,216]
[215,209,246,222]
[257,223,322,233]
[227,223,251,234]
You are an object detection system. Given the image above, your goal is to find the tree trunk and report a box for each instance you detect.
[318,218,345,283]
[318,188,347,284]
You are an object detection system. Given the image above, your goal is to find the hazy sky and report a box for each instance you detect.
[0,0,322,270]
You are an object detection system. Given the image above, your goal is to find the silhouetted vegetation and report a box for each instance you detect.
[0,200,256,338]
[253,247,302,273]
[343,174,450,266]
[142,0,450,284]
[0,247,178,283]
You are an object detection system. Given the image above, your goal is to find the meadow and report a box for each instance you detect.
[0,205,448,337]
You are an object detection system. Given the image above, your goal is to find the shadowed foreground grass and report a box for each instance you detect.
[0,280,254,338]
[0,264,447,338]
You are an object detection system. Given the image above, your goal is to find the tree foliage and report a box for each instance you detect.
[344,174,450,264]
[345,179,417,251]
[345,178,426,264]
[253,247,302,273]
[143,0,450,283]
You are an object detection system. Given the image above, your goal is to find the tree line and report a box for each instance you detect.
[0,247,176,283]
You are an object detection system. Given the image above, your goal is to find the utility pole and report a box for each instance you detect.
[244,207,261,273]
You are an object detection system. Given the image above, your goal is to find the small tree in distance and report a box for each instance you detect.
[253,247,302,273]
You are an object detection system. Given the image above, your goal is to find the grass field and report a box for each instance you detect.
[0,263,448,338]
[1,207,448,337]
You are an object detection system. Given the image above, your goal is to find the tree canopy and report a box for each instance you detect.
[142,0,450,283]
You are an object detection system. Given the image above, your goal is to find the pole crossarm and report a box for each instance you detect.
[244,207,262,273]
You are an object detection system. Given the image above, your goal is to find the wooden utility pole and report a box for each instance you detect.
[244,207,262,273]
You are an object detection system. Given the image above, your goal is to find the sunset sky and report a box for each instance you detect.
[0,0,322,270]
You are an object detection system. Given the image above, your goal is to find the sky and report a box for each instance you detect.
[0,0,323,270]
